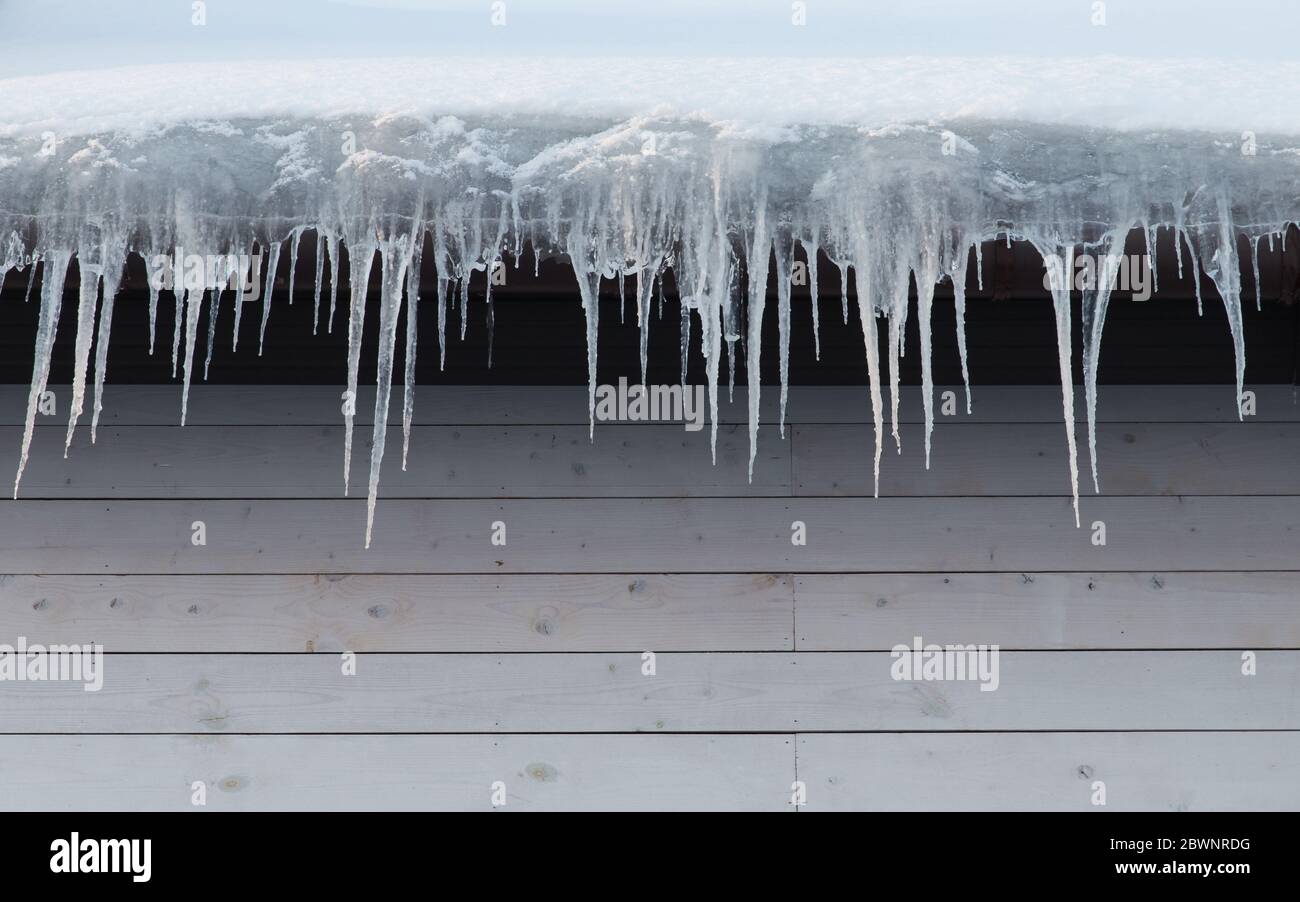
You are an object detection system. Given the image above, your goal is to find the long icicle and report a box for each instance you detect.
[851,253,884,498]
[744,189,771,481]
[257,240,282,356]
[1042,244,1081,527]
[1081,234,1125,494]
[16,251,69,497]
[773,228,793,438]
[568,228,602,440]
[401,226,424,471]
[343,234,377,495]
[313,230,326,334]
[365,221,419,547]
[90,244,124,444]
[63,250,102,456]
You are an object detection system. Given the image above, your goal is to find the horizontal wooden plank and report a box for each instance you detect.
[795,423,1300,496]
[16,424,789,498]
[18,420,1297,500]
[795,573,1300,650]
[0,573,793,652]
[1,652,1293,732]
[0,734,793,811]
[7,570,1290,653]
[796,732,1300,811]
[0,384,1289,426]
[0,497,1295,573]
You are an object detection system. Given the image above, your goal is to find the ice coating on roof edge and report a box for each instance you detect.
[1,114,1297,543]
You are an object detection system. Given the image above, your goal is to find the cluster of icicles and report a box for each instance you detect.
[0,116,1293,545]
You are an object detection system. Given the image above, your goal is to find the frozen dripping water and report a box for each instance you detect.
[2,112,1298,539]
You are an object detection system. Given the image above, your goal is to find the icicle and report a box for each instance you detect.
[1179,228,1203,315]
[679,299,691,387]
[1205,191,1247,423]
[482,208,509,370]
[1144,222,1159,296]
[326,232,340,334]
[179,285,205,427]
[401,228,423,471]
[805,235,821,361]
[204,288,221,378]
[433,230,450,370]
[1081,235,1125,494]
[435,271,450,370]
[838,259,849,324]
[170,283,184,378]
[457,273,470,342]
[257,240,282,356]
[568,231,602,440]
[313,231,325,334]
[726,332,737,404]
[90,246,124,444]
[232,246,254,352]
[485,277,496,368]
[204,252,228,379]
[144,252,160,355]
[286,228,300,306]
[744,195,771,481]
[63,253,102,457]
[455,222,472,342]
[365,223,419,548]
[22,260,37,305]
[886,292,904,455]
[915,249,939,470]
[850,249,884,497]
[1250,233,1262,311]
[1042,244,1081,527]
[724,265,739,406]
[638,271,651,384]
[635,256,663,384]
[773,230,793,437]
[950,239,973,414]
[342,235,376,495]
[15,250,68,497]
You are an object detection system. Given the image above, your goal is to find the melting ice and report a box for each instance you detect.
[2,104,1299,543]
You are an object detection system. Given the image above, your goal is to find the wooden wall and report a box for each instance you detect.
[0,383,1296,810]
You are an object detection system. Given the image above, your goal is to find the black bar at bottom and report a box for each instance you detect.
[0,811,1291,887]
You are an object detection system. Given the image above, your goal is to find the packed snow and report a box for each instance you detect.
[3,56,1299,544]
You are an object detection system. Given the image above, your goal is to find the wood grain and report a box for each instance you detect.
[0,573,794,652]
[796,732,1300,811]
[794,423,1300,496]
[1,651,1293,733]
[794,572,1300,650]
[1,496,1294,573]
[0,734,794,811]
[14,424,789,498]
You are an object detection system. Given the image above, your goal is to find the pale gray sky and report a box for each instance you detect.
[0,0,1291,77]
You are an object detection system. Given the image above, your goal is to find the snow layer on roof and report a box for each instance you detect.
[3,56,1300,139]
